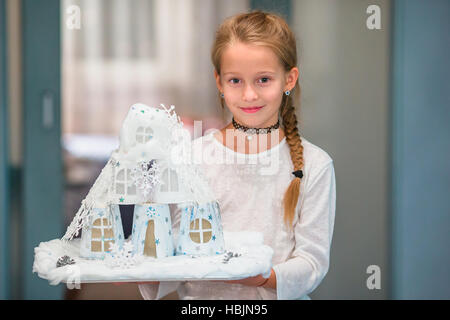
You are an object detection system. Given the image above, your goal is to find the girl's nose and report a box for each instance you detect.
[242,84,258,101]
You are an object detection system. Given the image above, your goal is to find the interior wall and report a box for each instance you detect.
[6,0,21,168]
[292,0,391,299]
[391,0,450,299]
[0,0,9,300]
[5,0,22,300]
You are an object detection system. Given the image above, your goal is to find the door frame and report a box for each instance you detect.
[22,0,63,299]
[0,0,10,300]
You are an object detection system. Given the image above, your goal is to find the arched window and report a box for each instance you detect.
[189,218,212,244]
[160,168,179,192]
[115,168,136,195]
[91,218,115,252]
[136,126,153,143]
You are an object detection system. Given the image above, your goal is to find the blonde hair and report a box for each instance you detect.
[211,10,304,229]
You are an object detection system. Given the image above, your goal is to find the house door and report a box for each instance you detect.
[144,220,156,257]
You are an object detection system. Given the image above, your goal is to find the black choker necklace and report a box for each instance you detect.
[232,117,280,141]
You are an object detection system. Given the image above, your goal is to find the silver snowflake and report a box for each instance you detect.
[130,160,162,197]
[56,255,75,268]
[222,251,241,264]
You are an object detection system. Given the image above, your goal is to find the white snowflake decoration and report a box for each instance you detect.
[130,160,162,198]
[159,103,183,134]
[104,241,143,269]
[62,159,114,241]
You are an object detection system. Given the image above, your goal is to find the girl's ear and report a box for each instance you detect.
[285,67,299,91]
[214,69,223,93]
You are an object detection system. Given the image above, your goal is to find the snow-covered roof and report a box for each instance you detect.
[114,103,174,162]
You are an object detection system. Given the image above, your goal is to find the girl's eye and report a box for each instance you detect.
[228,77,270,85]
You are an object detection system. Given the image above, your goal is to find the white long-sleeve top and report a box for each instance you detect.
[139,131,336,300]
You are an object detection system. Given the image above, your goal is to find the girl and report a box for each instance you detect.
[139,10,336,300]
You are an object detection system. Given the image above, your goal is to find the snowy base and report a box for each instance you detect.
[33,231,273,285]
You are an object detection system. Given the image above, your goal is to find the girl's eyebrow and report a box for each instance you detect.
[223,71,276,76]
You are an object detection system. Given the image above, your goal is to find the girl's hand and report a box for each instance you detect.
[216,268,275,288]
[218,269,277,289]
[112,281,159,286]
[225,274,269,287]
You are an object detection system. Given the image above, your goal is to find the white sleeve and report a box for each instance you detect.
[138,282,181,300]
[138,283,158,300]
[273,161,336,300]
[137,203,183,300]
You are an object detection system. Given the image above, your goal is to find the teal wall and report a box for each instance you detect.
[0,0,11,300]
[250,0,291,24]
[391,0,450,299]
[21,0,64,299]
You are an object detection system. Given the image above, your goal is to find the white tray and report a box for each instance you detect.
[33,231,273,285]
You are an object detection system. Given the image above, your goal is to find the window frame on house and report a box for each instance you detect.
[189,218,212,244]
[136,126,153,144]
[160,168,179,192]
[91,217,115,252]
[115,168,136,195]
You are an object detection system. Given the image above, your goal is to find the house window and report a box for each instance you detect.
[115,168,136,195]
[189,218,212,244]
[136,126,153,143]
[160,168,179,192]
[91,218,115,252]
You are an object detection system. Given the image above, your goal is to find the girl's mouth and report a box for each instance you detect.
[239,106,264,113]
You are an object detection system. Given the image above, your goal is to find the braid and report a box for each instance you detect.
[281,92,304,229]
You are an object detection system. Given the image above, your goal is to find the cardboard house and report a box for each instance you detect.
[63,103,225,260]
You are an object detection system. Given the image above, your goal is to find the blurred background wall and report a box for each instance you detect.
[390,0,450,299]
[293,0,391,299]
[0,0,449,300]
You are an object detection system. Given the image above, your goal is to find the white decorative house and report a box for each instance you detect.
[62,103,225,260]
[177,201,225,256]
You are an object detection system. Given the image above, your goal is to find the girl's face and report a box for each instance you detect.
[215,42,298,129]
